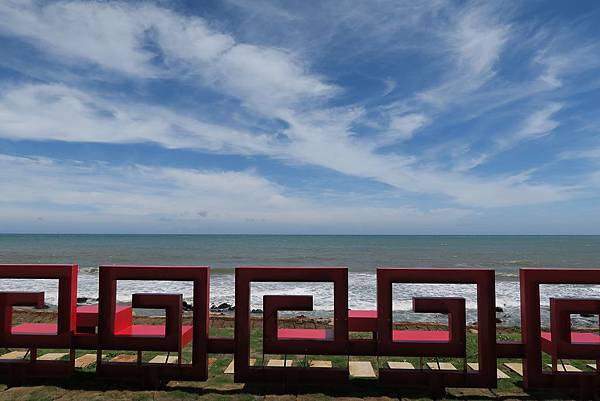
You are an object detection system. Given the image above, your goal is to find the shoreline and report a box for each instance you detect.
[11,307,597,333]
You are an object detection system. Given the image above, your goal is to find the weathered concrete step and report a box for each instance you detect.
[387,361,415,369]
[110,354,137,363]
[349,361,376,378]
[547,363,581,372]
[504,362,523,376]
[0,351,27,360]
[38,352,68,361]
[224,358,256,374]
[427,362,457,370]
[266,359,293,367]
[309,360,332,368]
[467,362,509,379]
[75,354,96,368]
[149,355,178,364]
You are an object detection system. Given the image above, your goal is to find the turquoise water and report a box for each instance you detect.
[1,235,600,325]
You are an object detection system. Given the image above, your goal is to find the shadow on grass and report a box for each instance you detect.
[0,371,591,400]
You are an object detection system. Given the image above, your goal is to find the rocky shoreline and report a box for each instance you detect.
[8,307,519,333]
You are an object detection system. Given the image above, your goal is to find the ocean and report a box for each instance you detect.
[1,234,600,326]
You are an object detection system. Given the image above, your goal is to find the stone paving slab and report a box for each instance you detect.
[149,355,178,364]
[38,352,68,361]
[467,362,510,379]
[309,360,332,368]
[266,359,293,367]
[547,363,581,372]
[504,362,523,376]
[349,361,376,378]
[387,361,415,369]
[110,354,137,363]
[0,351,27,360]
[75,354,96,368]
[426,362,457,370]
[224,358,256,374]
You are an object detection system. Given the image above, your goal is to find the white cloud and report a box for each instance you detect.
[560,146,600,162]
[0,83,277,154]
[444,103,563,172]
[449,5,510,77]
[535,38,600,90]
[0,0,580,212]
[0,153,475,233]
[0,80,572,209]
[281,108,572,208]
[499,103,562,147]
[417,3,510,108]
[0,0,156,76]
[0,153,300,217]
[516,103,562,140]
[386,113,429,142]
[0,0,336,114]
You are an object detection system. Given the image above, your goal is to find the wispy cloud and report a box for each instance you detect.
[0,1,577,211]
[0,0,598,233]
[0,83,277,154]
[0,153,474,233]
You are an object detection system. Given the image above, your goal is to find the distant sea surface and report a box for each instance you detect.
[1,234,600,325]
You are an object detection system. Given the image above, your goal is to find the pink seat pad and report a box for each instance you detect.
[277,328,334,340]
[541,331,600,344]
[12,323,57,335]
[392,330,449,342]
[115,324,193,346]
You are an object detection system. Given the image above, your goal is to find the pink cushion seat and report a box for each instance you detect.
[277,328,334,340]
[392,330,449,342]
[115,324,193,346]
[541,331,600,344]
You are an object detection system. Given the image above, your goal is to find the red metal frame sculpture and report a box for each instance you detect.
[234,266,349,383]
[96,265,210,385]
[377,268,496,393]
[520,268,600,397]
[0,264,77,383]
[2,262,600,397]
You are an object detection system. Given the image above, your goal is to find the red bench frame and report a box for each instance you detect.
[0,264,77,383]
[377,268,496,393]
[234,266,349,384]
[96,265,210,385]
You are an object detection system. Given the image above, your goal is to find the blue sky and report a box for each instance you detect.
[0,0,600,234]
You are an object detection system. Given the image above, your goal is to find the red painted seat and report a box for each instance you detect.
[76,304,132,333]
[392,330,450,342]
[115,324,194,346]
[541,331,600,344]
[11,323,57,335]
[348,309,378,332]
[277,328,334,340]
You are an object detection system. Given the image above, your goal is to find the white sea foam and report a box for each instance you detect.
[3,271,600,326]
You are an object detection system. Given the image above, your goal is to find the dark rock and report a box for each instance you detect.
[580,313,594,318]
[210,302,234,312]
[77,297,89,304]
[35,303,50,309]
[251,308,263,314]
[495,318,502,324]
[182,301,193,311]
[495,306,503,313]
